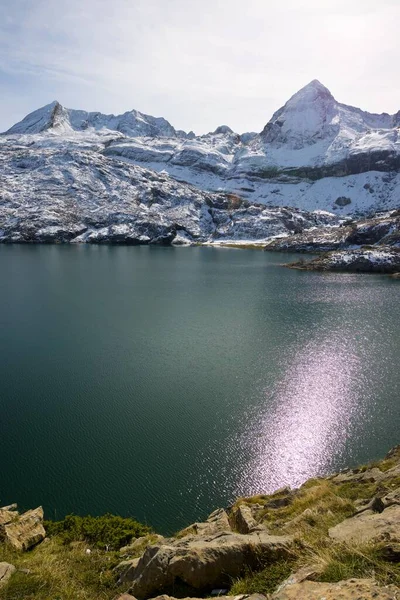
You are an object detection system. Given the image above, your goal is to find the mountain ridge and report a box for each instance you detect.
[1,80,400,236]
[5,79,400,139]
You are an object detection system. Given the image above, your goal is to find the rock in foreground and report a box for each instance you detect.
[127,531,294,598]
[271,578,400,599]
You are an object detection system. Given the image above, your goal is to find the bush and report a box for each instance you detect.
[44,513,151,550]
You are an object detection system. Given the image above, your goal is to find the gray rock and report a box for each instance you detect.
[335,196,352,207]
[287,247,400,274]
[329,504,400,544]
[177,508,232,539]
[127,531,295,597]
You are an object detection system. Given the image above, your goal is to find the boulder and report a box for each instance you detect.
[329,504,400,544]
[330,466,386,485]
[0,507,46,551]
[178,508,232,538]
[271,578,400,599]
[228,504,262,534]
[0,562,16,587]
[127,531,294,597]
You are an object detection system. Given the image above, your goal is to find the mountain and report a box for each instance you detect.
[1,80,400,244]
[6,101,186,138]
[0,133,337,244]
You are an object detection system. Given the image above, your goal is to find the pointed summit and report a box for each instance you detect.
[6,101,66,134]
[290,79,334,103]
[261,80,338,149]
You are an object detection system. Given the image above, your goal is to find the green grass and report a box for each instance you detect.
[316,544,400,588]
[0,538,124,600]
[230,560,295,594]
[44,513,151,550]
[2,449,400,599]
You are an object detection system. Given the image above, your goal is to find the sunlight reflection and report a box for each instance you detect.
[236,331,365,495]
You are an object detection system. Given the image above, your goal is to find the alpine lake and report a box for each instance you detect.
[1,244,399,534]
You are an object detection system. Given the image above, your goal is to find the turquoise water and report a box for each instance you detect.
[0,245,399,533]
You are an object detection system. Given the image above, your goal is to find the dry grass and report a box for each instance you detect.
[0,538,124,600]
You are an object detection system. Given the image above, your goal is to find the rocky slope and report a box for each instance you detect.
[2,79,400,233]
[264,210,400,252]
[286,246,400,273]
[2,446,400,599]
[0,133,339,244]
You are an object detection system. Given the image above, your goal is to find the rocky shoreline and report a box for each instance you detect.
[286,246,400,274]
[2,445,400,599]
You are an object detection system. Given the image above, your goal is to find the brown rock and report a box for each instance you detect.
[329,504,400,544]
[271,578,400,599]
[127,531,294,597]
[0,508,19,526]
[0,562,16,587]
[229,504,261,534]
[178,508,232,539]
[0,507,45,551]
[330,466,386,485]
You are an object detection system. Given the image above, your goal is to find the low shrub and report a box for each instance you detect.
[44,513,151,550]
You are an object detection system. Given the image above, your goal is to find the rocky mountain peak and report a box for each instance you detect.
[260,79,339,148]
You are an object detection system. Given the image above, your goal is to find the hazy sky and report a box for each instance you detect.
[1,0,399,134]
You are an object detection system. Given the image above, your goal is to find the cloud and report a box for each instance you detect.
[1,0,399,133]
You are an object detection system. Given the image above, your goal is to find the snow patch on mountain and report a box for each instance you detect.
[2,79,400,224]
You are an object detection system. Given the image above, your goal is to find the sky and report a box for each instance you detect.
[0,0,399,134]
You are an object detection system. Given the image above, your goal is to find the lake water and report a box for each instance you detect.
[1,245,399,534]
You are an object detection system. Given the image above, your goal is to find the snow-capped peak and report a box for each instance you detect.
[6,102,185,139]
[260,79,397,153]
[260,79,338,149]
[4,101,70,134]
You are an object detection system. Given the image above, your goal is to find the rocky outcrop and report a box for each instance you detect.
[265,211,400,252]
[228,504,263,534]
[271,578,400,599]
[287,246,400,273]
[0,506,45,551]
[0,136,342,245]
[126,531,295,597]
[329,504,400,544]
